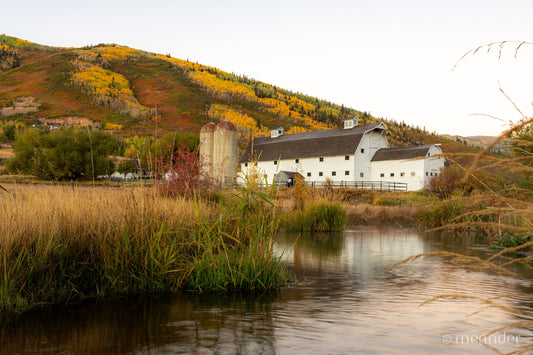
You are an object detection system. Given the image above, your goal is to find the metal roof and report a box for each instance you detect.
[371,145,436,162]
[240,122,386,163]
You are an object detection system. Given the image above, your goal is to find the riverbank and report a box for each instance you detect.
[274,186,432,228]
[344,204,422,227]
[0,182,435,313]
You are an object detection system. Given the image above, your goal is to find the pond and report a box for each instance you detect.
[1,227,532,354]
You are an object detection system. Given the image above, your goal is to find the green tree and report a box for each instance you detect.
[7,128,116,180]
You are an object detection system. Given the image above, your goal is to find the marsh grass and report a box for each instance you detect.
[0,182,288,312]
[186,182,288,291]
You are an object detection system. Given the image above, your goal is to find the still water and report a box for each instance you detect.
[1,227,532,354]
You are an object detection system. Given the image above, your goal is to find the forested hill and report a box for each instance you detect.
[0,35,475,153]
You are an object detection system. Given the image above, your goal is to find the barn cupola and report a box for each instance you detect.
[271,127,284,138]
[343,117,359,129]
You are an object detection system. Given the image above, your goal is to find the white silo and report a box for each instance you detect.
[213,120,238,185]
[199,122,216,179]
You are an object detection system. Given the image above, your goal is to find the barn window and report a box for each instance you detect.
[426,172,429,176]
[295,158,299,163]
[390,173,394,177]
[244,162,248,167]
[360,172,364,178]
[380,173,384,178]
[345,171,350,176]
[345,155,350,160]
[332,171,336,176]
[319,157,324,162]
[319,172,323,177]
[411,172,416,176]
[307,172,311,177]
[274,160,277,165]
[361,148,365,153]
[400,172,405,177]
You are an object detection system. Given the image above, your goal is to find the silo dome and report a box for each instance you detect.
[215,120,237,131]
[201,122,217,133]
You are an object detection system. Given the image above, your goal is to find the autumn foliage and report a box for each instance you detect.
[72,58,155,118]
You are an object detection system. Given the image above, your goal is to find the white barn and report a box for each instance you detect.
[238,118,445,191]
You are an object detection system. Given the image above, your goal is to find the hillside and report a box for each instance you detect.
[0,35,476,153]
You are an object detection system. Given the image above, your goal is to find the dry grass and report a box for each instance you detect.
[0,183,215,247]
[0,144,14,159]
[344,204,421,227]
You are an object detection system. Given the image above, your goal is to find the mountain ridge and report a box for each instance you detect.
[0,35,477,153]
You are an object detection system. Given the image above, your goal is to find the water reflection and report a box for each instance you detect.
[0,292,280,354]
[1,227,531,354]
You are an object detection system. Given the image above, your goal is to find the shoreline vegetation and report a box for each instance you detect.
[0,168,531,313]
[0,178,434,313]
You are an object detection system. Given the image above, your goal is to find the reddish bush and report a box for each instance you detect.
[156,143,214,197]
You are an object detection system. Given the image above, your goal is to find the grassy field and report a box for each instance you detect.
[0,183,288,312]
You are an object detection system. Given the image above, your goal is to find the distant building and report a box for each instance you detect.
[239,118,445,191]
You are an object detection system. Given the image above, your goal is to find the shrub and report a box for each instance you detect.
[283,200,346,232]
[416,199,465,229]
[155,142,213,198]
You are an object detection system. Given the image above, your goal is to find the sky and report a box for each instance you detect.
[2,0,533,137]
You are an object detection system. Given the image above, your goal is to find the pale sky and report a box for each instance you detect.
[2,0,533,136]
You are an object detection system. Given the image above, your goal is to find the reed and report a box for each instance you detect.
[0,182,288,312]
[186,182,289,291]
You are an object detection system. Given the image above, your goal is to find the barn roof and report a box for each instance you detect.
[240,122,386,163]
[371,145,436,162]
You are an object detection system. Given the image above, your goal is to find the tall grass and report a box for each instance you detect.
[0,183,288,312]
[186,183,288,291]
[397,44,533,353]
